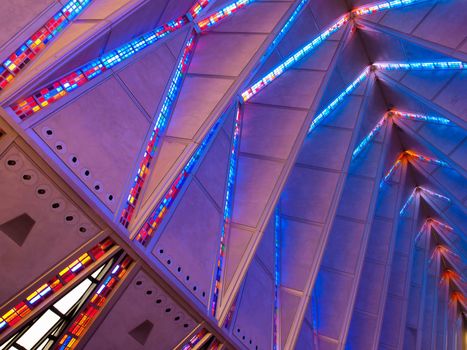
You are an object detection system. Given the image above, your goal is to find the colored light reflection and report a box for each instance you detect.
[241,14,351,102]
[57,254,133,350]
[399,187,418,216]
[309,68,369,133]
[121,32,197,229]
[197,0,255,31]
[352,0,430,16]
[0,0,90,91]
[134,114,223,245]
[0,238,114,334]
[211,104,243,316]
[392,111,450,125]
[189,0,212,18]
[405,150,449,168]
[273,207,280,350]
[374,61,466,71]
[270,0,309,49]
[10,16,188,120]
[181,328,208,350]
[353,114,387,159]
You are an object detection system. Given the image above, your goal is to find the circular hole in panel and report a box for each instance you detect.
[35,185,51,199]
[174,316,180,321]
[41,127,54,139]
[5,155,22,171]
[64,214,77,225]
[167,259,171,265]
[20,170,37,185]
[50,199,65,212]
[68,155,79,167]
[202,292,206,298]
[237,329,240,333]
[136,281,143,286]
[107,194,114,202]
[183,324,189,328]
[242,336,245,340]
[54,141,66,154]
[192,286,197,291]
[185,275,190,281]
[177,267,181,273]
[146,290,153,295]
[156,299,162,304]
[93,181,103,193]
[165,308,171,313]
[159,249,164,254]
[81,168,91,179]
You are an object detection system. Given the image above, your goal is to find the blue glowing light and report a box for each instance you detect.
[374,61,466,71]
[393,111,450,125]
[353,114,387,159]
[308,69,369,133]
[212,104,243,316]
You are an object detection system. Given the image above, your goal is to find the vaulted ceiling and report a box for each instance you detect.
[0,0,465,349]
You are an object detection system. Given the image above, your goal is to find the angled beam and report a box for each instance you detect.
[381,192,422,349]
[394,117,467,179]
[216,23,355,327]
[409,160,467,217]
[336,118,395,348]
[371,160,410,350]
[357,19,467,62]
[377,71,467,130]
[293,74,377,350]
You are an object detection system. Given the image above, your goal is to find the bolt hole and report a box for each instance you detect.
[165,308,171,313]
[65,215,74,221]
[202,292,206,297]
[146,290,152,295]
[37,188,46,195]
[167,259,171,265]
[22,174,32,180]
[52,202,60,209]
[193,286,197,291]
[79,226,87,233]
[108,194,113,201]
[94,185,100,191]
[84,170,90,176]
[136,281,142,286]
[237,329,240,333]
[177,267,181,272]
[186,275,190,281]
[56,144,63,150]
[7,160,16,166]
[46,129,53,136]
[156,299,162,304]
[159,249,164,254]
[71,156,77,163]
[174,316,180,321]
[183,324,189,328]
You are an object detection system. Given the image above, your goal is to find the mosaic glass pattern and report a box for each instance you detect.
[57,254,133,349]
[353,114,387,159]
[241,14,351,102]
[0,0,92,91]
[374,61,466,71]
[10,16,189,119]
[134,116,223,245]
[0,238,115,334]
[211,104,242,316]
[197,0,255,31]
[352,0,430,16]
[392,110,451,125]
[308,69,369,133]
[121,32,197,228]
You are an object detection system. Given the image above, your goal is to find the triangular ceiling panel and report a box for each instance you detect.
[0,0,465,349]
